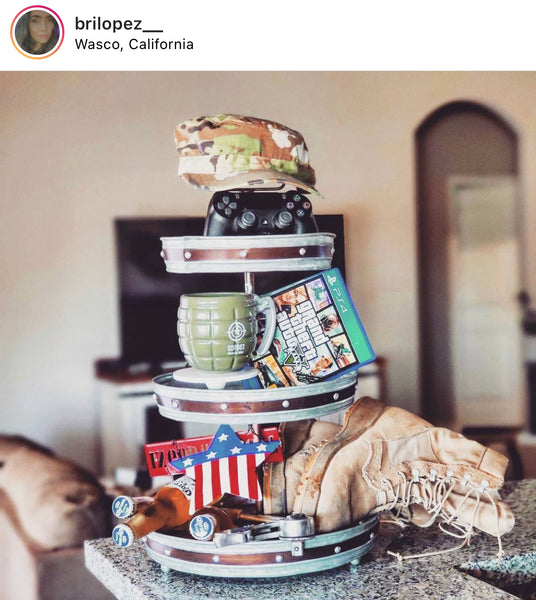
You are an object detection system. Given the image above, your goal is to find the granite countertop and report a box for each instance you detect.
[85,479,536,600]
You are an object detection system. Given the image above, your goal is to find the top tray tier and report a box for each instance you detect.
[160,233,335,273]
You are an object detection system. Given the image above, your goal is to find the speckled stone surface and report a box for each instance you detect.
[85,480,536,600]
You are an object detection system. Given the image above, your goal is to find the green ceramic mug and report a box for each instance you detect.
[177,292,276,372]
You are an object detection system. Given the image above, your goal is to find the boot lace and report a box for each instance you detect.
[375,468,505,562]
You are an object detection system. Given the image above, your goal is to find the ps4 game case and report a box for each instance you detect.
[254,268,375,387]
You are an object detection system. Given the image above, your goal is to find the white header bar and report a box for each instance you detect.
[1,0,534,71]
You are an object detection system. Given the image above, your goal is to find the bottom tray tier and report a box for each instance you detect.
[144,514,379,578]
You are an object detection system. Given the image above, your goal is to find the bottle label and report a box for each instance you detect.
[189,514,216,541]
[166,475,195,498]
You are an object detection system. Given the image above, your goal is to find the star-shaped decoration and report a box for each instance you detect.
[170,424,281,512]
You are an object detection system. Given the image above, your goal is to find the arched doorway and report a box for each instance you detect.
[416,100,523,430]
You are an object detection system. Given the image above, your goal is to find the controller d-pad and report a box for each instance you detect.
[215,195,240,218]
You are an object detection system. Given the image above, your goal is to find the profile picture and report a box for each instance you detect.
[11,6,64,58]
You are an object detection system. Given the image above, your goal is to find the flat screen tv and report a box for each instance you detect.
[113,215,346,371]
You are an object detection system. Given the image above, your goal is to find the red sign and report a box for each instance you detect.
[144,427,282,477]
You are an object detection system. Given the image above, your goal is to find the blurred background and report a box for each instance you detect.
[1,71,536,479]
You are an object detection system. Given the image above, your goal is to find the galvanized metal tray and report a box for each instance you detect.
[145,514,379,578]
[153,370,357,424]
[160,233,335,273]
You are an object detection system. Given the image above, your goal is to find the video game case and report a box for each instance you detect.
[254,268,375,387]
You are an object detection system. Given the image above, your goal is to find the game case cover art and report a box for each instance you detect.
[254,268,375,387]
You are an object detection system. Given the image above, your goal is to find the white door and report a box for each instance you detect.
[448,176,525,427]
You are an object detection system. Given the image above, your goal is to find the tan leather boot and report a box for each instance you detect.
[263,419,341,516]
[265,397,514,544]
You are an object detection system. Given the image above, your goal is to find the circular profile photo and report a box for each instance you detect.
[11,6,64,59]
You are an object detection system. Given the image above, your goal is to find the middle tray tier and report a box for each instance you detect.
[153,370,357,424]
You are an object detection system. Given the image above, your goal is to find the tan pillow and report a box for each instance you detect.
[0,435,109,550]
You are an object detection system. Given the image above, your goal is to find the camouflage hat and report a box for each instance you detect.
[174,114,321,195]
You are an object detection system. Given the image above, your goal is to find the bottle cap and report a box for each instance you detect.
[112,523,135,548]
[189,514,217,541]
[111,495,135,519]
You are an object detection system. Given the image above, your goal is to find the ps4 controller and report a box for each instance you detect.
[204,190,319,236]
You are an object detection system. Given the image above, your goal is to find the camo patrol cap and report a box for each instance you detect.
[174,114,320,195]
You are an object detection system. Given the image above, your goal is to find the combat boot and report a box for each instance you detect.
[263,418,341,515]
[266,397,514,551]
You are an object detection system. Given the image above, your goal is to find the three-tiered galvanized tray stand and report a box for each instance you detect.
[146,232,378,578]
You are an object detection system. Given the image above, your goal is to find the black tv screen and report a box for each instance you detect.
[115,215,346,369]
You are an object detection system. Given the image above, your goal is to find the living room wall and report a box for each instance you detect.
[2,71,535,472]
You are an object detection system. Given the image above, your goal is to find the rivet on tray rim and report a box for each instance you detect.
[282,400,290,408]
[220,403,228,411]
[212,555,221,563]
[184,250,192,260]
[239,250,248,258]
[334,546,342,554]
[172,399,179,409]
[299,247,306,256]
[333,393,340,401]
[164,549,171,556]
[275,555,284,563]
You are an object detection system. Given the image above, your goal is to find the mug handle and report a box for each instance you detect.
[253,295,277,358]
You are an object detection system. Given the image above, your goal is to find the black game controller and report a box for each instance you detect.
[204,190,319,236]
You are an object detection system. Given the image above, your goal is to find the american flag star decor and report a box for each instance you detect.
[169,424,281,513]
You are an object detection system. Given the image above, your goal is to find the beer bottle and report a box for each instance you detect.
[112,476,195,547]
[188,507,281,541]
[188,506,236,541]
[111,495,153,519]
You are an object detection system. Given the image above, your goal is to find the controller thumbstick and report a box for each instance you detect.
[237,210,257,231]
[274,210,294,230]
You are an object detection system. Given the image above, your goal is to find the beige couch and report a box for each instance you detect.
[0,490,115,600]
